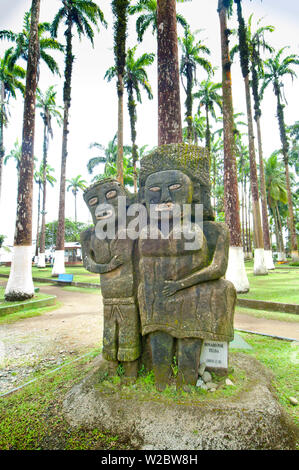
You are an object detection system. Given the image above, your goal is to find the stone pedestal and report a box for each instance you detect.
[63,353,298,450]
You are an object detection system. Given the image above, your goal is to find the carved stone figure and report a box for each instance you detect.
[138,143,236,390]
[81,178,141,378]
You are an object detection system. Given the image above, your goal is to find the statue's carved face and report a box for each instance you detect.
[84,181,126,225]
[144,170,193,218]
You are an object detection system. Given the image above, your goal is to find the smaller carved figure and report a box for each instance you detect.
[81,178,141,378]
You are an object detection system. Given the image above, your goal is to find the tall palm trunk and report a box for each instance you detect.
[38,121,48,268]
[185,67,193,143]
[251,64,274,268]
[205,104,211,169]
[218,0,249,292]
[74,190,77,223]
[35,180,41,259]
[273,80,298,260]
[0,82,4,203]
[157,0,182,145]
[128,88,138,193]
[52,20,73,276]
[244,74,267,274]
[5,0,40,300]
[117,72,124,184]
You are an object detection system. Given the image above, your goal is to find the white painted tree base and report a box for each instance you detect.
[291,251,299,262]
[37,253,46,268]
[253,248,268,275]
[225,246,250,293]
[51,250,65,276]
[5,246,34,300]
[264,250,275,270]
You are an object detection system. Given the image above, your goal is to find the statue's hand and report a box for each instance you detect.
[109,255,123,270]
[162,280,181,297]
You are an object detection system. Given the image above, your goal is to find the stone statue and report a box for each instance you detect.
[138,143,236,390]
[81,178,141,379]
[80,144,236,391]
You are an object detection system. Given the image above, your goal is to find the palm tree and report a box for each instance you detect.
[34,163,56,265]
[194,77,222,165]
[67,175,87,223]
[87,134,131,176]
[157,0,182,145]
[0,49,25,203]
[111,0,130,185]
[264,152,288,261]
[128,0,189,43]
[0,10,63,76]
[5,0,41,301]
[36,86,62,267]
[92,155,135,188]
[4,139,22,180]
[232,13,275,269]
[50,0,106,276]
[179,29,212,142]
[262,47,299,261]
[217,0,249,292]
[233,0,267,276]
[105,46,154,192]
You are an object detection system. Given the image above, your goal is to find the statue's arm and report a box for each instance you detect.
[80,230,122,274]
[163,224,229,296]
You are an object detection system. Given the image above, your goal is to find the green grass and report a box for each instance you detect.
[0,302,61,325]
[0,286,51,306]
[240,262,299,304]
[0,265,100,285]
[0,349,133,450]
[0,334,297,449]
[236,306,299,323]
[235,332,299,425]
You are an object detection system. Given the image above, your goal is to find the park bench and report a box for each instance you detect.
[56,273,74,285]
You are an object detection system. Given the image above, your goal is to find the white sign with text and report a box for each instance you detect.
[200,341,228,369]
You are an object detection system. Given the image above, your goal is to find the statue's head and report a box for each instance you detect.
[139,143,214,221]
[144,169,193,220]
[83,178,127,226]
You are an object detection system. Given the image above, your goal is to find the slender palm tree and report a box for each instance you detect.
[0,10,63,75]
[87,134,131,176]
[179,29,212,142]
[5,0,41,301]
[50,0,106,276]
[262,47,299,261]
[0,49,25,202]
[194,77,222,166]
[92,155,135,187]
[105,46,154,192]
[264,152,288,261]
[111,0,130,185]
[217,0,249,292]
[67,175,87,223]
[233,0,267,275]
[157,0,182,145]
[128,0,188,43]
[34,163,56,264]
[232,13,275,269]
[4,139,22,181]
[36,86,62,267]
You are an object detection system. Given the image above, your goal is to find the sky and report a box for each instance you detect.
[0,0,299,248]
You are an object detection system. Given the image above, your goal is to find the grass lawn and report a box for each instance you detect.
[240,261,299,305]
[0,265,100,285]
[0,333,297,450]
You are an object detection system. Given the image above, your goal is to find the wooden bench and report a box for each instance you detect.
[56,274,74,285]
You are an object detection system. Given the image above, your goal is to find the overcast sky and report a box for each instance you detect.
[0,0,299,247]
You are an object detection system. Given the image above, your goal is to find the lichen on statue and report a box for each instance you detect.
[138,143,236,390]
